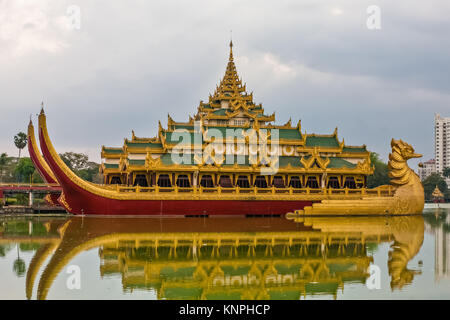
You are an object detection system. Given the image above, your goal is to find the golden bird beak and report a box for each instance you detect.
[410,153,422,159]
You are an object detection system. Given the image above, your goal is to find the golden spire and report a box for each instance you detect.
[210,41,248,105]
[195,40,271,122]
[432,185,444,198]
[229,40,233,61]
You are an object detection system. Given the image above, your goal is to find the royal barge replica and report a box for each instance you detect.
[29,42,425,216]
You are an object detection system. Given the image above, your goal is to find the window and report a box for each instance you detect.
[305,176,319,188]
[219,175,233,188]
[200,175,214,188]
[273,176,285,188]
[176,175,190,188]
[289,176,302,188]
[110,176,122,184]
[343,177,356,189]
[327,176,340,189]
[255,176,268,188]
[134,174,148,187]
[237,175,250,188]
[157,174,171,187]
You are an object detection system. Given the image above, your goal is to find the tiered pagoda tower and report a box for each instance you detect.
[100,42,373,190]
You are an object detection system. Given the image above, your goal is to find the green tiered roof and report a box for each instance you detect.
[305,135,340,148]
[101,41,372,177]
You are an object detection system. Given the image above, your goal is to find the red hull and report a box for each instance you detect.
[28,123,58,185]
[27,122,62,207]
[60,197,313,216]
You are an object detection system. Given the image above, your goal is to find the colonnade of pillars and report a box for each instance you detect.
[106,172,365,189]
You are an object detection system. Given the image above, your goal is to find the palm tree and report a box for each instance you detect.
[13,132,27,159]
[13,244,26,278]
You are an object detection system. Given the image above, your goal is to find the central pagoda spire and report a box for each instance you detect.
[229,40,234,61]
[210,41,249,105]
[195,41,272,123]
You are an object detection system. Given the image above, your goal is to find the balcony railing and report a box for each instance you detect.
[111,184,394,197]
[0,183,394,198]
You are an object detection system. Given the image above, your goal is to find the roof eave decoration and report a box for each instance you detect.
[339,138,345,150]
[145,154,162,169]
[300,130,307,145]
[168,114,175,128]
[283,118,292,128]
[300,148,330,170]
[118,157,126,171]
[158,121,163,135]
[356,158,373,174]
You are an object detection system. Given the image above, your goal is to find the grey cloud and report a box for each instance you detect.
[0,0,449,172]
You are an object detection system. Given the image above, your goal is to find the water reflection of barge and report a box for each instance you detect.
[0,215,424,299]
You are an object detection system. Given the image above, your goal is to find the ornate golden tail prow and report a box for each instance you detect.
[287,139,424,217]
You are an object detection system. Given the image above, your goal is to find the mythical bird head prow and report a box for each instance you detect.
[388,139,422,187]
[390,139,422,161]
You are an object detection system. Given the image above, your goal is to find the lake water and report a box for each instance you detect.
[0,209,449,300]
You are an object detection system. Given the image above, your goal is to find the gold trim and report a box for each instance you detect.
[28,121,57,182]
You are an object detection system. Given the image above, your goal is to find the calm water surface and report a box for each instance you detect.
[0,209,449,300]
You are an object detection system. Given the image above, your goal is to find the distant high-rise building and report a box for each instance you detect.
[418,159,436,181]
[435,114,450,184]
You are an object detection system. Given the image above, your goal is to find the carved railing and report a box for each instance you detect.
[108,184,394,197]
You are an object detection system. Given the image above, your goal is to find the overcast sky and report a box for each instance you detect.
[1,0,449,170]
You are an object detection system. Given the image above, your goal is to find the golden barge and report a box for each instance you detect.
[28,42,424,215]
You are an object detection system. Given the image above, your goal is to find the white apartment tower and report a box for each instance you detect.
[435,114,450,175]
[418,159,436,181]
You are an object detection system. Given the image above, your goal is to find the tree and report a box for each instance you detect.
[0,152,8,183]
[77,161,100,182]
[32,171,44,183]
[422,173,448,201]
[13,132,27,159]
[443,167,450,178]
[60,152,88,171]
[367,152,390,188]
[14,157,35,183]
[0,244,13,258]
[59,152,100,182]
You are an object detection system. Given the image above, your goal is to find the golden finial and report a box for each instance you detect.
[40,101,45,114]
[229,39,234,61]
[230,29,233,47]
